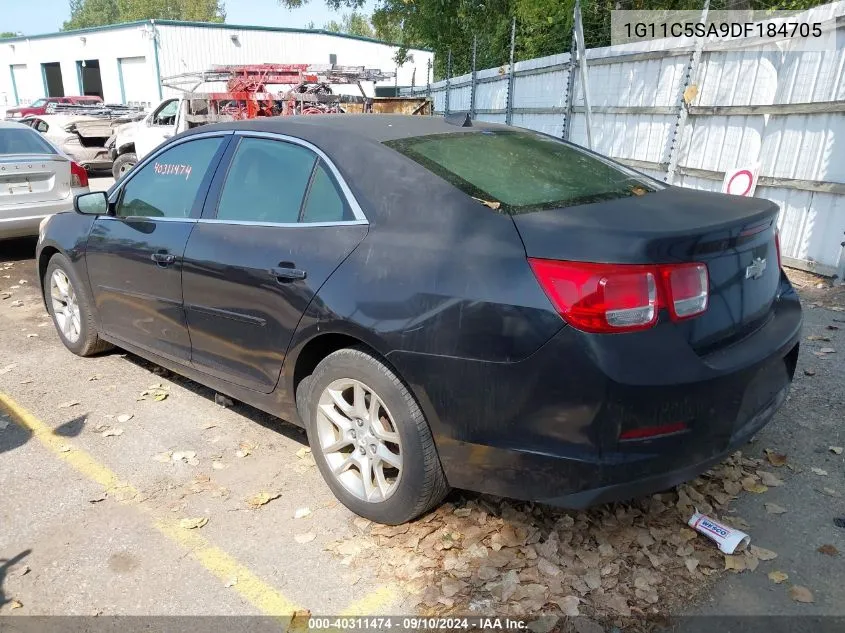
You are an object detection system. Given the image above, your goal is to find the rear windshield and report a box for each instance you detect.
[385,129,664,213]
[0,128,57,155]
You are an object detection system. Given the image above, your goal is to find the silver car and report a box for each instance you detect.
[0,120,89,239]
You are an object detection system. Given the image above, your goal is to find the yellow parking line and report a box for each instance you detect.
[0,392,301,618]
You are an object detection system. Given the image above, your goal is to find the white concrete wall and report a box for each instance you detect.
[0,24,158,110]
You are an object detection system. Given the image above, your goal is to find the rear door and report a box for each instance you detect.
[85,132,230,362]
[181,132,368,393]
[0,126,70,212]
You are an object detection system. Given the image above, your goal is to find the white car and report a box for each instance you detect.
[21,115,113,172]
[0,120,90,239]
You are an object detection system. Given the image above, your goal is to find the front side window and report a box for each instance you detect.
[116,137,224,219]
[30,99,47,108]
[386,130,664,213]
[216,137,317,224]
[152,99,179,126]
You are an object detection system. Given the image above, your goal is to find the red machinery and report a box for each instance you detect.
[161,63,398,121]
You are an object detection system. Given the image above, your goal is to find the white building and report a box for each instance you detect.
[0,20,434,111]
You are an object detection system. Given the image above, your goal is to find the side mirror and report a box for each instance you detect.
[74,191,109,216]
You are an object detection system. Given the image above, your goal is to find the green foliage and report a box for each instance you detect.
[1,32,20,38]
[324,11,375,38]
[63,0,226,30]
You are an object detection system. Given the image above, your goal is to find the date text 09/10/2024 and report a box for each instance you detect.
[307,617,529,631]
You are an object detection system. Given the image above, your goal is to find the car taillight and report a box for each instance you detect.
[528,259,709,334]
[661,263,708,320]
[775,230,782,270]
[70,161,88,188]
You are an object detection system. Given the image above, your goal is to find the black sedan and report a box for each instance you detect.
[36,115,802,524]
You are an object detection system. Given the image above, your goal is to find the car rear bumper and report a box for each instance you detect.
[388,277,802,507]
[0,194,82,239]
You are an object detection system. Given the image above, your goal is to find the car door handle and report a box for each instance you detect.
[151,251,176,266]
[270,262,306,282]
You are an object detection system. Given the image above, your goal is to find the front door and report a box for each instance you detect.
[86,134,229,362]
[134,98,180,159]
[181,134,368,392]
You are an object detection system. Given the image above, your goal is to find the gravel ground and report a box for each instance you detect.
[1,224,843,628]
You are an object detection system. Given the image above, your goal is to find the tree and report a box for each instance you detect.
[1,32,20,38]
[282,0,836,79]
[63,0,225,30]
[324,11,375,38]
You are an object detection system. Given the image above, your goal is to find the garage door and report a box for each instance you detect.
[10,64,30,105]
[118,56,149,106]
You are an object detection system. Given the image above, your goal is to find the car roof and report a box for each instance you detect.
[193,114,509,143]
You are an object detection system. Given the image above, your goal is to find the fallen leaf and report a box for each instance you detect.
[685,558,699,573]
[765,503,787,514]
[829,446,843,455]
[101,428,124,438]
[789,585,814,603]
[768,571,788,584]
[89,493,107,503]
[758,470,784,487]
[88,374,102,381]
[15,566,30,577]
[179,516,209,530]
[26,333,38,338]
[750,545,778,561]
[553,595,580,617]
[811,467,828,476]
[817,544,838,556]
[10,300,23,307]
[116,414,133,424]
[806,335,831,341]
[57,400,80,409]
[804,368,816,376]
[154,392,168,402]
[295,447,311,459]
[10,600,23,609]
[819,347,836,354]
[294,532,316,544]
[742,478,768,494]
[765,450,788,467]
[724,555,746,572]
[246,491,281,508]
[224,577,238,588]
[294,507,312,519]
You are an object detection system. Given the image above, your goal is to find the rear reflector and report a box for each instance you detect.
[619,421,688,441]
[528,259,709,333]
[70,161,88,188]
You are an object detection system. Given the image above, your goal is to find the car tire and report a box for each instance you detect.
[112,152,137,181]
[301,347,449,524]
[44,253,112,357]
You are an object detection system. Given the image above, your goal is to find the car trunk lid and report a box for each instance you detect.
[0,155,71,206]
[512,186,781,352]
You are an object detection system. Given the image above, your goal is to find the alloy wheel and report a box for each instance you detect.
[50,269,81,344]
[315,378,403,502]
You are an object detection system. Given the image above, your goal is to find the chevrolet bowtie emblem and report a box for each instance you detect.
[745,257,767,280]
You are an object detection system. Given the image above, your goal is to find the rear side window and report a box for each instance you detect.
[0,128,57,155]
[117,137,224,218]
[217,137,317,224]
[385,130,664,213]
[301,162,351,223]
